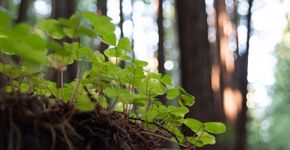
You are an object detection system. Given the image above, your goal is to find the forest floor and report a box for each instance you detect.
[0,92,178,150]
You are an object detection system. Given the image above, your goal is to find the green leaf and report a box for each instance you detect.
[186,137,203,147]
[186,132,216,147]
[133,60,148,67]
[101,34,116,46]
[75,94,95,111]
[133,97,146,106]
[146,78,166,95]
[0,35,48,64]
[178,87,195,106]
[179,94,195,106]
[95,51,105,62]
[148,73,162,79]
[59,14,80,28]
[47,41,70,56]
[199,132,216,145]
[37,19,65,39]
[78,25,97,38]
[12,23,30,34]
[166,88,180,99]
[58,18,71,26]
[120,54,133,61]
[83,12,112,25]
[104,87,130,98]
[79,47,93,61]
[63,27,76,38]
[160,74,173,86]
[0,10,11,29]
[104,48,124,58]
[90,15,115,36]
[119,93,136,104]
[117,37,133,52]
[169,106,189,118]
[169,127,184,143]
[204,122,226,134]
[184,118,203,132]
[68,14,80,27]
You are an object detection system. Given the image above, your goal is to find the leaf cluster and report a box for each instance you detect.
[0,10,225,148]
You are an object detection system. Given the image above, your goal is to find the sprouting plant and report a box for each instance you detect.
[0,10,226,148]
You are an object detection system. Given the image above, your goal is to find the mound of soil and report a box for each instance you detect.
[0,92,179,150]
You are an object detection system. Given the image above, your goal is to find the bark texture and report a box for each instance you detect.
[176,0,214,124]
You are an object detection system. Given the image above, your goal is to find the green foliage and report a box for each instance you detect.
[0,10,225,148]
[248,14,290,150]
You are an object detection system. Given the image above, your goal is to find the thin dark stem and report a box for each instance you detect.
[129,117,182,145]
[60,71,64,100]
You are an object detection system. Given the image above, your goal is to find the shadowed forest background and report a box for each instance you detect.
[0,0,290,149]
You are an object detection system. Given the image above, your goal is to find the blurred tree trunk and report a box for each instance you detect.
[50,0,76,85]
[16,0,30,23]
[235,0,252,150]
[215,0,238,149]
[176,0,214,139]
[97,0,108,53]
[157,0,165,75]
[215,0,252,149]
[0,0,7,7]
[119,0,124,38]
[51,0,74,19]
[157,0,166,104]
[97,0,107,15]
[119,0,126,68]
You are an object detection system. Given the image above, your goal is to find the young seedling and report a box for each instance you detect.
[0,10,226,148]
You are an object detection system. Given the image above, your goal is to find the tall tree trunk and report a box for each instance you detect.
[157,0,165,75]
[157,0,166,104]
[97,0,107,15]
[215,0,251,149]
[176,0,214,133]
[51,0,74,19]
[16,0,30,23]
[215,0,240,149]
[119,0,124,38]
[235,0,252,150]
[215,0,237,124]
[97,0,108,53]
[0,0,7,7]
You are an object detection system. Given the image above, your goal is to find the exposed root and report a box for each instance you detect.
[0,92,185,150]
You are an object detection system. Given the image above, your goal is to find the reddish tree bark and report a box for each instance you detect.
[214,0,252,149]
[176,0,214,123]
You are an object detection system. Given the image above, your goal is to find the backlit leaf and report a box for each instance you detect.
[184,118,203,132]
[117,37,132,52]
[166,88,180,99]
[101,34,116,46]
[204,122,226,134]
[160,74,173,86]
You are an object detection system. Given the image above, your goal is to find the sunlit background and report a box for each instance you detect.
[2,0,290,149]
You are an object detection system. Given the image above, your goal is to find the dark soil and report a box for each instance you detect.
[0,92,180,150]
